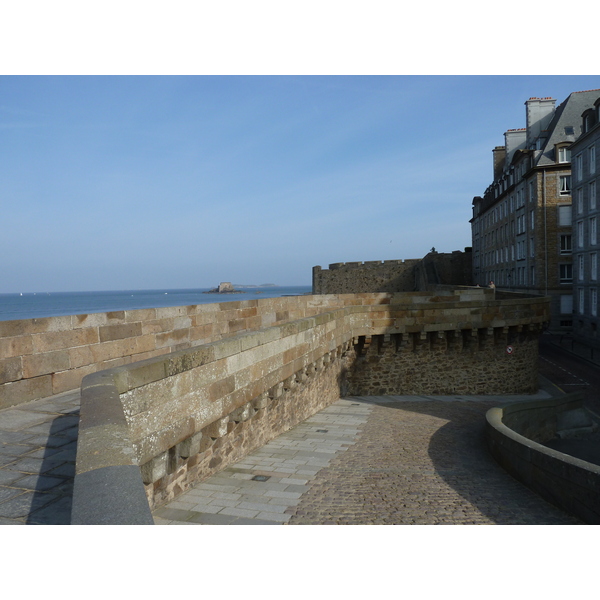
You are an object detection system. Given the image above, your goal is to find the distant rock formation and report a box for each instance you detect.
[203,282,243,294]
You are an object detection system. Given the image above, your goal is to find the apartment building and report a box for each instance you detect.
[570,95,600,349]
[471,90,600,332]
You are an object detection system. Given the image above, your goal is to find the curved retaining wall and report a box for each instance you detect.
[72,290,551,524]
[486,394,600,524]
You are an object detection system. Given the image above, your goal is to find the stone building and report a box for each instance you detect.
[471,90,600,331]
[570,95,600,350]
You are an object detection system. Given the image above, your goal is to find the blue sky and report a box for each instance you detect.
[2,75,599,293]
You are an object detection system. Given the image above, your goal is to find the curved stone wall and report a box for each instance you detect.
[486,393,600,524]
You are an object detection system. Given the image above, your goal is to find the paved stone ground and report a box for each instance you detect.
[154,393,582,526]
[0,385,584,525]
[0,391,79,524]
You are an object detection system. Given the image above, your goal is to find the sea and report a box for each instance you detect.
[0,286,313,322]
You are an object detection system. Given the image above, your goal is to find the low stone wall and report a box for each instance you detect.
[486,394,600,524]
[72,290,551,523]
[0,294,357,409]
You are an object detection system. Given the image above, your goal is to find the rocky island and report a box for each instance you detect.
[203,282,243,294]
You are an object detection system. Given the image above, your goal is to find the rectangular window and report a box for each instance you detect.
[530,210,535,230]
[560,234,572,254]
[560,294,573,314]
[592,288,598,317]
[529,181,534,202]
[590,181,597,210]
[558,147,571,163]
[590,145,596,175]
[530,266,535,285]
[530,237,535,257]
[576,154,583,181]
[579,254,585,281]
[558,205,572,226]
[559,264,573,283]
[560,175,572,195]
[592,253,598,281]
[577,188,584,214]
[578,221,584,247]
[578,288,585,314]
[591,217,597,246]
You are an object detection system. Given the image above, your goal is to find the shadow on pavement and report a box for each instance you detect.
[25,411,79,525]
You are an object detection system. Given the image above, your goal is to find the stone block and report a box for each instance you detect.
[205,417,229,439]
[0,375,53,409]
[22,350,70,379]
[51,364,97,395]
[178,431,204,458]
[32,327,99,353]
[230,403,253,423]
[0,357,22,384]
[0,335,33,359]
[140,452,168,484]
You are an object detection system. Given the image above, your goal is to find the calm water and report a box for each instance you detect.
[0,286,313,322]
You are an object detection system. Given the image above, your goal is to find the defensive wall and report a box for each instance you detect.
[0,295,355,410]
[312,250,472,295]
[486,392,600,524]
[70,289,551,523]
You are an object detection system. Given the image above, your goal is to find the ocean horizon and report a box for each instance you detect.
[0,285,313,322]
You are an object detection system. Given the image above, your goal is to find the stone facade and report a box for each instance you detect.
[570,97,600,351]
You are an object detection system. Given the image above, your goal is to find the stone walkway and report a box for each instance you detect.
[153,393,582,526]
[0,391,79,524]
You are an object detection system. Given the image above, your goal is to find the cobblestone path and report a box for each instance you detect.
[286,397,581,525]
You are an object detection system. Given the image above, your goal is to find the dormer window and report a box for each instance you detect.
[582,109,596,133]
[557,146,571,163]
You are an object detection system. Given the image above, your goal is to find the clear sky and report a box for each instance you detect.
[2,74,599,293]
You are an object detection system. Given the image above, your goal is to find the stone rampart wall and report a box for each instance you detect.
[312,251,472,295]
[71,290,551,521]
[312,260,419,294]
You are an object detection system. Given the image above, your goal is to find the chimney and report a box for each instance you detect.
[525,97,556,147]
[504,129,527,165]
[492,146,506,180]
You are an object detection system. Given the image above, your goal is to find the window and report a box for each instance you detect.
[560,294,573,314]
[576,154,583,181]
[530,210,535,230]
[558,204,572,226]
[560,234,572,254]
[577,188,584,214]
[530,266,535,285]
[578,221,584,247]
[560,175,572,195]
[529,181,534,203]
[591,217,597,245]
[590,145,596,175]
[590,181,597,211]
[592,253,598,281]
[530,237,535,257]
[592,288,598,317]
[578,289,585,314]
[558,147,571,163]
[560,264,573,283]
[578,254,585,281]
